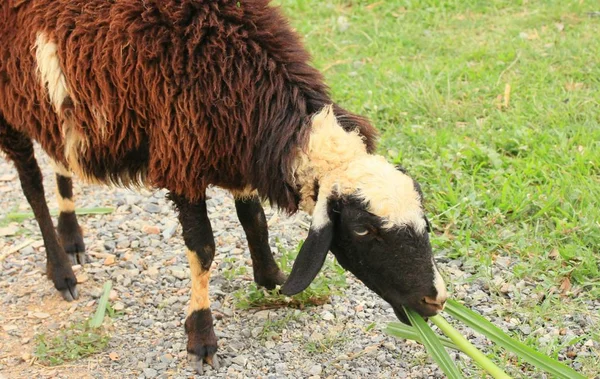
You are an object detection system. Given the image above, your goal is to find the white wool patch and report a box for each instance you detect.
[294,106,426,233]
[49,159,72,178]
[35,33,70,112]
[35,33,92,182]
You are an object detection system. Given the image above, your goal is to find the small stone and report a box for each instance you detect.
[254,310,273,320]
[116,239,130,249]
[2,325,18,332]
[142,225,160,235]
[171,269,187,280]
[147,266,159,277]
[231,355,248,367]
[519,325,532,335]
[33,312,50,319]
[265,341,275,349]
[104,254,116,266]
[584,339,594,347]
[144,204,161,213]
[77,274,89,283]
[308,364,322,376]
[109,290,118,301]
[21,352,31,361]
[143,368,158,378]
[162,221,178,240]
[113,302,125,311]
[321,311,335,321]
[275,363,287,373]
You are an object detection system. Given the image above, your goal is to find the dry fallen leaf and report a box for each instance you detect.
[555,23,565,32]
[565,82,584,91]
[109,352,120,361]
[559,276,572,295]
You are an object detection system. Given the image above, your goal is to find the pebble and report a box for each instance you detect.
[143,368,158,378]
[171,269,187,280]
[308,364,322,376]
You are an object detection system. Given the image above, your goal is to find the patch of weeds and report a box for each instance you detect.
[232,238,347,310]
[221,256,248,280]
[34,320,110,366]
[304,332,349,354]
[34,280,113,366]
[259,311,301,340]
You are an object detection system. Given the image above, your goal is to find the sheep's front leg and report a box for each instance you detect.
[51,164,86,265]
[235,196,286,289]
[170,194,218,374]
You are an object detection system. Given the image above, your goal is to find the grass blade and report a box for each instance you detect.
[445,299,585,379]
[89,281,112,328]
[385,322,461,351]
[403,306,464,379]
[430,315,511,379]
[6,207,114,222]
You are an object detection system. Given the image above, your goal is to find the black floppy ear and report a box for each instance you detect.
[280,198,334,296]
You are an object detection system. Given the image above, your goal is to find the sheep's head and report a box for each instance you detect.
[284,106,447,323]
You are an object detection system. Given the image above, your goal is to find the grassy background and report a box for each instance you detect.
[275,0,599,375]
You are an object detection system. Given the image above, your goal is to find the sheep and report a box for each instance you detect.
[0,0,448,373]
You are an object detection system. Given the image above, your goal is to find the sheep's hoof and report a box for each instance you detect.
[59,285,79,302]
[255,268,287,290]
[185,309,218,374]
[59,225,86,265]
[188,353,220,375]
[48,262,79,301]
[67,252,87,266]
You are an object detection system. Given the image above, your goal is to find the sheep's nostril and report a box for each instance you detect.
[422,296,447,311]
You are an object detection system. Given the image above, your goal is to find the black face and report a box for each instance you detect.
[328,195,442,323]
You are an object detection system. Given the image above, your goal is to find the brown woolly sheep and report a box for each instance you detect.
[0,0,447,373]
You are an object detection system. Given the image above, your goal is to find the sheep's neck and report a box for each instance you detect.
[293,106,368,214]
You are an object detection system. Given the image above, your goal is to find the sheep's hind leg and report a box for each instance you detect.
[235,196,286,289]
[0,122,78,301]
[169,193,219,374]
[52,163,86,265]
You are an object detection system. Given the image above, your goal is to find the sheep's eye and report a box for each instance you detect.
[354,229,369,236]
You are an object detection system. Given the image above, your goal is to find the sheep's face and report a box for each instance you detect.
[327,194,446,323]
[281,162,447,323]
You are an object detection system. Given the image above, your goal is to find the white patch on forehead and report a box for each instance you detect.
[344,155,426,233]
[294,105,426,233]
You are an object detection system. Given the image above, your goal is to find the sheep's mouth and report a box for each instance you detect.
[392,306,411,325]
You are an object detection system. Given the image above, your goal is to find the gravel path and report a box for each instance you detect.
[1,147,598,379]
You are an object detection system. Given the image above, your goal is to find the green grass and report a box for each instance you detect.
[34,281,113,366]
[34,321,110,366]
[274,0,599,376]
[232,238,347,309]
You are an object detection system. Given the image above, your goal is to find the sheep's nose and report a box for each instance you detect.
[422,294,447,312]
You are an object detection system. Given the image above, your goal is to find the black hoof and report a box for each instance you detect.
[188,352,219,375]
[68,252,87,265]
[255,268,287,290]
[185,309,218,373]
[49,263,79,301]
[58,214,86,265]
[59,285,79,301]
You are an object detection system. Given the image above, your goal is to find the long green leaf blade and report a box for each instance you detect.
[89,281,112,328]
[430,315,511,379]
[445,299,585,379]
[403,306,464,379]
[385,322,461,351]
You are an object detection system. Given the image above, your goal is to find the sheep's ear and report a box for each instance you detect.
[280,198,334,296]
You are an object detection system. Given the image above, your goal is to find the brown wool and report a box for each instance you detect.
[1,0,377,214]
